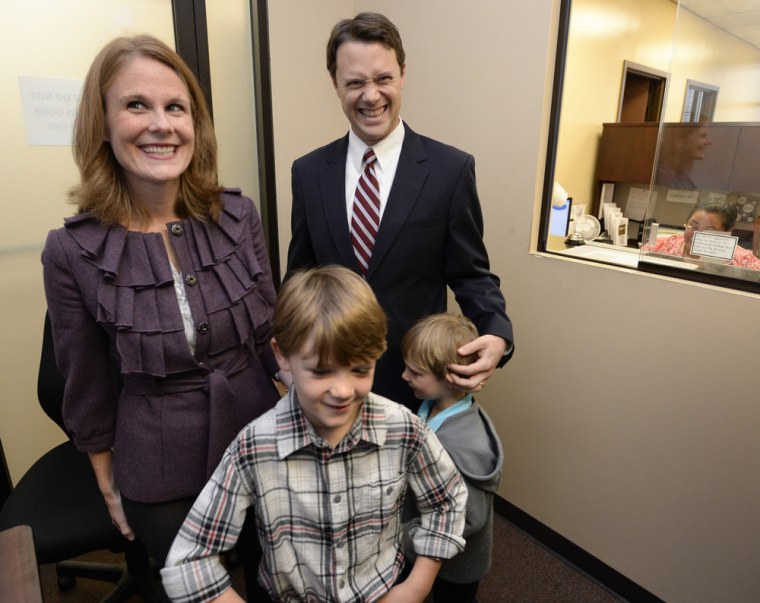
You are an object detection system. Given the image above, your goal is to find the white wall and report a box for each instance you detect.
[268,2,760,602]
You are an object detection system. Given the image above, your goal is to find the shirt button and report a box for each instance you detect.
[170,224,184,236]
[333,494,341,503]
[197,322,209,334]
[185,274,197,286]
[339,580,345,589]
[386,486,393,495]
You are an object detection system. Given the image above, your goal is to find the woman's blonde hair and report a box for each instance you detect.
[273,265,387,366]
[69,34,222,225]
[402,313,478,379]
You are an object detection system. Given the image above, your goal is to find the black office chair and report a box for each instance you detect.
[0,312,167,601]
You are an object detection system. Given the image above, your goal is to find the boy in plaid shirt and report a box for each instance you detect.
[162,265,466,602]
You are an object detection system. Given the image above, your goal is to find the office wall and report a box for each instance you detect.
[268,2,760,602]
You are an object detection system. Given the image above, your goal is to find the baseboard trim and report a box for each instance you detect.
[494,496,665,603]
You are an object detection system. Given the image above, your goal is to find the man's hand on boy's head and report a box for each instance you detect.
[446,334,507,393]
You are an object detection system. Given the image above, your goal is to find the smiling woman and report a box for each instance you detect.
[103,56,195,212]
[70,35,220,228]
[40,34,282,591]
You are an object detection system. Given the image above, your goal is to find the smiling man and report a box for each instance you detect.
[287,12,514,409]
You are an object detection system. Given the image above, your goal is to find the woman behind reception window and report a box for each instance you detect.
[643,201,760,269]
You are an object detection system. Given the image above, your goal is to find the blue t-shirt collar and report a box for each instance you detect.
[417,394,473,432]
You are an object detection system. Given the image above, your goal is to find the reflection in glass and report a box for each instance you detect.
[655,125,712,190]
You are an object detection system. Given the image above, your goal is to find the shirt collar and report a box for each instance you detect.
[275,389,387,458]
[418,394,474,433]
[347,119,405,174]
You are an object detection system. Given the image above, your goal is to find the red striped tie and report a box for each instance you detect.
[351,148,380,276]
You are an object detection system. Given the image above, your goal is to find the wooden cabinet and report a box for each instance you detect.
[595,123,659,185]
[730,126,760,192]
[596,122,760,192]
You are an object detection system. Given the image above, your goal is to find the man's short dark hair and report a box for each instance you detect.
[326,12,406,80]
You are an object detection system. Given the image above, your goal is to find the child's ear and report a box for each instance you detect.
[271,338,291,371]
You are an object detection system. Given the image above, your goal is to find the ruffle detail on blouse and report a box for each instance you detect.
[63,192,273,376]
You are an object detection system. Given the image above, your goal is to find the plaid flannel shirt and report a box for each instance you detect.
[161,391,467,602]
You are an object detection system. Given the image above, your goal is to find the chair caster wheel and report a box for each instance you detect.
[57,574,76,591]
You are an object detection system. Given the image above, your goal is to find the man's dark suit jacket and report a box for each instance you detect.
[287,123,513,408]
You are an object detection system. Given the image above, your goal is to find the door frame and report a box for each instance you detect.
[172,0,280,282]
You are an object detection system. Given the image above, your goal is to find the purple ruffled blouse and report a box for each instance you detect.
[42,190,280,503]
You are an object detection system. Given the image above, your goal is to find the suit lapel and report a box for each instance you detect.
[317,136,358,270]
[367,126,429,279]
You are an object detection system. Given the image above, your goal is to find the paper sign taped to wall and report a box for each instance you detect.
[625,187,654,221]
[665,189,699,204]
[18,76,83,146]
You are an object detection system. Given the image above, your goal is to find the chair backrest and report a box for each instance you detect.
[37,312,67,435]
[0,440,11,509]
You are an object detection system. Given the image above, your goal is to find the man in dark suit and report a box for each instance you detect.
[287,11,513,409]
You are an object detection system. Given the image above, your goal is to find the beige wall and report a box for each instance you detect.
[268,2,760,602]
[268,0,354,266]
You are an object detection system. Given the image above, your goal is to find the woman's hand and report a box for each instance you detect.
[101,487,135,540]
[88,450,135,540]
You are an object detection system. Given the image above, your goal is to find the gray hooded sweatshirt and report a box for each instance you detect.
[405,401,504,583]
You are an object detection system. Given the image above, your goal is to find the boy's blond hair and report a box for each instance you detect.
[402,313,478,380]
[273,265,387,365]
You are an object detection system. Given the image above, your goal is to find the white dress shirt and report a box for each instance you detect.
[345,119,406,226]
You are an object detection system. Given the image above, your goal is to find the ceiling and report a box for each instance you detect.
[679,0,760,50]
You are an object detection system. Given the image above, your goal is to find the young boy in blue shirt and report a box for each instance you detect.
[401,312,504,603]
[161,266,467,603]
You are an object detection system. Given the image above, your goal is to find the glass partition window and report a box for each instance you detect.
[540,0,760,291]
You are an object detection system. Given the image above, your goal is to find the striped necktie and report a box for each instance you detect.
[350,148,380,276]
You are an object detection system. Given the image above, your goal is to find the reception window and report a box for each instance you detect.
[539,0,760,293]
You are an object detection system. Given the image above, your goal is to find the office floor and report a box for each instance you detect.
[39,514,622,602]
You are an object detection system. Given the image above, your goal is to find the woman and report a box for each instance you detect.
[42,35,281,569]
[655,124,712,190]
[644,201,760,269]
